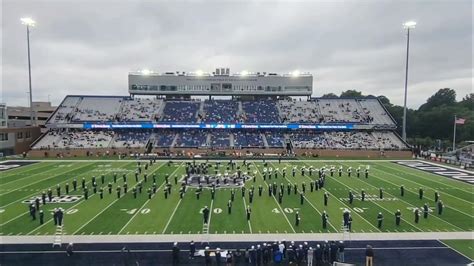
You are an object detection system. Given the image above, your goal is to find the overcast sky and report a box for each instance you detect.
[2,0,472,108]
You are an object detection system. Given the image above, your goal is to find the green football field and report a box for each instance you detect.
[0,160,472,236]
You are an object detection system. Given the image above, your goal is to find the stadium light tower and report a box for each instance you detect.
[21,17,36,126]
[292,70,300,77]
[402,20,416,142]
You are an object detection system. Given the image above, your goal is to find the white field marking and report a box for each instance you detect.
[242,196,253,234]
[438,240,474,261]
[374,163,474,208]
[284,162,381,232]
[253,163,296,233]
[119,162,183,234]
[0,163,48,179]
[0,164,67,187]
[382,162,473,194]
[0,163,99,209]
[343,162,466,231]
[71,198,118,235]
[207,199,215,233]
[0,163,97,197]
[328,162,425,232]
[161,199,183,234]
[24,162,136,235]
[272,162,338,230]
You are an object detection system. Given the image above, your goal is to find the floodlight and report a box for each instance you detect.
[292,70,300,77]
[241,70,249,76]
[195,70,204,76]
[21,17,36,27]
[403,21,417,29]
[141,69,151,75]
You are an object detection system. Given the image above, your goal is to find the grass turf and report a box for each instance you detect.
[0,160,472,236]
[441,239,474,260]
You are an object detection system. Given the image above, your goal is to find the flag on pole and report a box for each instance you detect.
[455,118,466,125]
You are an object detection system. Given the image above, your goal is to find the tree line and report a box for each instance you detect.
[322,89,473,150]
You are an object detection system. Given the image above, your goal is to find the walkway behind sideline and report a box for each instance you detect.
[1,231,472,244]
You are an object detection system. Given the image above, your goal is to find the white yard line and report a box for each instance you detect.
[323,162,425,232]
[339,162,464,231]
[370,166,474,218]
[253,163,297,233]
[21,162,135,233]
[70,162,165,235]
[114,162,173,234]
[271,162,340,232]
[294,162,381,232]
[207,199,215,233]
[0,164,66,186]
[161,199,183,234]
[437,240,473,261]
[242,196,253,234]
[0,163,96,199]
[72,198,120,235]
[381,163,474,203]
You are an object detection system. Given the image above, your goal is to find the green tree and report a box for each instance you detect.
[340,90,363,98]
[321,93,338,98]
[419,88,456,111]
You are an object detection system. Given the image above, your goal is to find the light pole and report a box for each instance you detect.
[21,17,36,126]
[402,21,416,142]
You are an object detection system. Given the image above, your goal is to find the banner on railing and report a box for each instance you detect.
[83,122,355,130]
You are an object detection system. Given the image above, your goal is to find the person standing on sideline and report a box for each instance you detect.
[307,247,314,266]
[66,243,74,256]
[172,242,180,265]
[189,240,195,260]
[365,245,374,266]
[338,241,345,262]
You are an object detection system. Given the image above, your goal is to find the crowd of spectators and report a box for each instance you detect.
[48,96,395,126]
[172,240,348,265]
[241,101,281,124]
[33,129,114,149]
[279,100,321,123]
[175,130,208,148]
[264,131,286,148]
[153,130,177,148]
[233,132,264,148]
[209,131,231,148]
[161,101,200,123]
[111,130,151,148]
[118,98,163,122]
[70,97,122,122]
[201,100,239,123]
[32,129,406,150]
[290,131,404,150]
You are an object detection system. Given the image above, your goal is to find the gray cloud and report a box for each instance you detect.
[2,0,472,108]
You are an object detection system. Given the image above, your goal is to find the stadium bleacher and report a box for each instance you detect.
[201,100,239,123]
[241,100,280,124]
[209,130,231,148]
[161,101,200,123]
[118,98,163,122]
[233,131,264,148]
[71,97,123,122]
[34,96,407,151]
[175,130,208,148]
